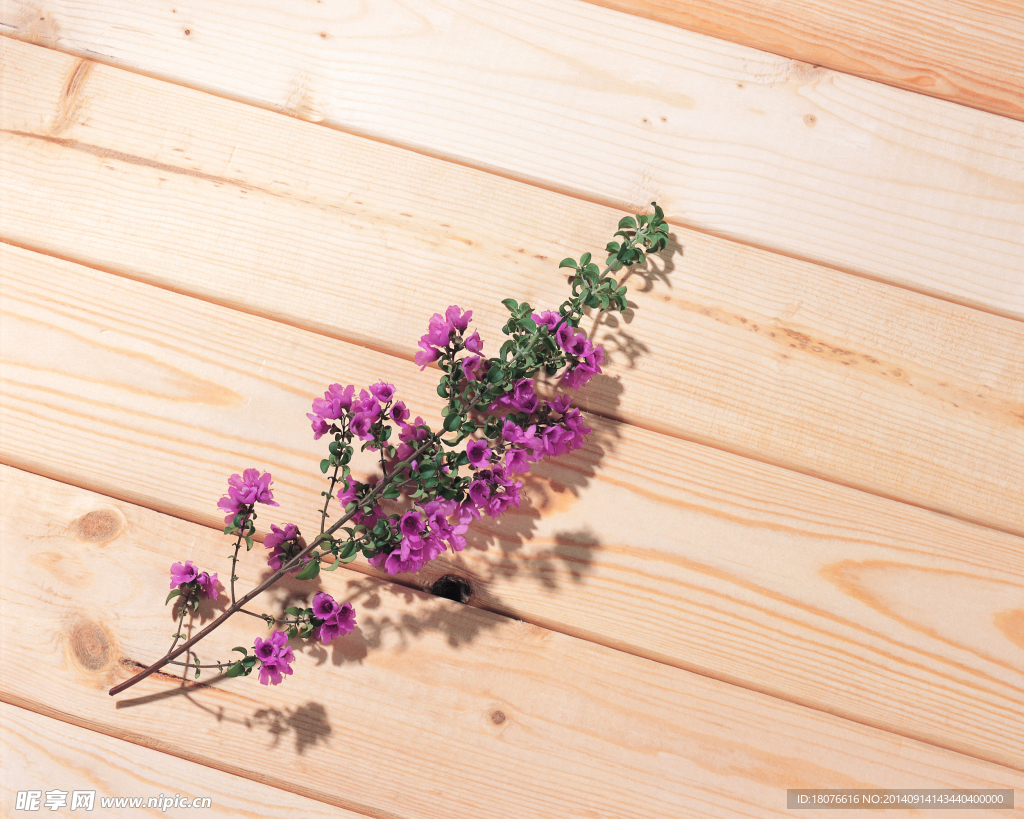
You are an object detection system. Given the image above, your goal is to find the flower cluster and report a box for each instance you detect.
[414,305,480,370]
[311,592,357,644]
[217,468,278,525]
[254,631,295,686]
[169,560,219,601]
[533,311,605,389]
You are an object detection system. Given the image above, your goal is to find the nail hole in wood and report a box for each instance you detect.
[430,575,472,604]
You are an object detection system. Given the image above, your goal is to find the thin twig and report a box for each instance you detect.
[109,435,439,696]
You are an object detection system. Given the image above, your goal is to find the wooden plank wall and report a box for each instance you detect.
[1,0,1023,815]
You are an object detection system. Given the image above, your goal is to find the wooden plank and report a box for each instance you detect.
[2,245,1024,770]
[2,3,1023,320]
[0,701,363,818]
[2,42,1023,537]
[580,0,1024,122]
[3,466,1022,819]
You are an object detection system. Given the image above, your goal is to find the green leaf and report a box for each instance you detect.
[283,607,302,616]
[618,216,637,230]
[165,589,183,605]
[241,656,257,668]
[224,661,246,678]
[321,553,342,572]
[232,646,249,655]
[558,257,577,269]
[501,298,519,311]
[580,252,592,266]
[320,459,330,474]
[443,412,462,432]
[295,559,321,581]
[519,314,538,331]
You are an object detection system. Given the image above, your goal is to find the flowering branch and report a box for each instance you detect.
[108,203,669,696]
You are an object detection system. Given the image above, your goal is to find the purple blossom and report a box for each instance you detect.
[349,413,374,440]
[415,339,440,369]
[445,305,472,332]
[466,439,492,469]
[369,382,396,403]
[462,355,486,382]
[255,630,294,686]
[504,448,530,474]
[316,602,357,644]
[399,510,424,538]
[464,330,483,353]
[312,591,339,620]
[170,560,198,588]
[306,414,331,440]
[532,310,561,333]
[264,523,301,571]
[195,571,219,601]
[218,469,278,523]
[390,401,410,424]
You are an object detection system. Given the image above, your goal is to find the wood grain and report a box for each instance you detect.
[580,0,1024,122]
[3,466,1023,819]
[2,3,1023,319]
[0,702,364,818]
[2,245,1023,769]
[2,40,1023,537]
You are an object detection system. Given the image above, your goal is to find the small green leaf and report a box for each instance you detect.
[232,646,249,655]
[580,252,592,266]
[443,412,462,432]
[501,298,519,311]
[321,553,342,572]
[295,559,321,581]
[165,589,183,605]
[284,607,302,616]
[224,661,246,678]
[558,257,576,269]
[618,216,637,230]
[320,459,330,474]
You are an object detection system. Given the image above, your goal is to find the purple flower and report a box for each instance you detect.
[312,591,339,620]
[462,355,485,382]
[467,479,491,506]
[369,382,396,403]
[170,560,198,588]
[255,630,294,686]
[466,439,492,469]
[505,448,530,474]
[423,312,455,347]
[349,413,374,440]
[390,401,410,424]
[234,469,278,505]
[195,571,219,601]
[218,470,278,523]
[445,305,472,332]
[316,602,356,644]
[415,339,440,369]
[311,383,354,420]
[464,330,483,353]
[533,310,561,333]
[306,414,331,440]
[264,523,301,571]
[399,510,424,538]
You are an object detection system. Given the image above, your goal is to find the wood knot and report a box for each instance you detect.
[430,575,472,604]
[70,619,112,671]
[72,509,122,542]
[490,710,506,725]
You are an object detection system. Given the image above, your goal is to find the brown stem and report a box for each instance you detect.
[109,436,439,696]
